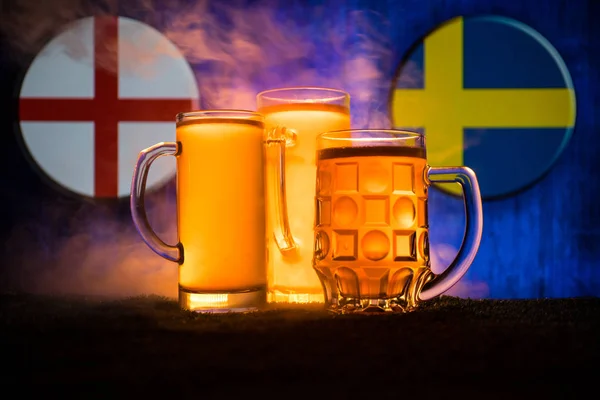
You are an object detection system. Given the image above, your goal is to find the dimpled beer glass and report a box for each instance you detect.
[258,87,351,303]
[313,129,483,313]
[131,110,273,313]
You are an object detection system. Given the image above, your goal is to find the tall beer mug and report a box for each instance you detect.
[257,87,351,303]
[131,110,280,313]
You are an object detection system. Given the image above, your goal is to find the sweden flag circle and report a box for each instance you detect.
[389,15,577,200]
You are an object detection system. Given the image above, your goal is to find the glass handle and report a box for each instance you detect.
[420,166,484,301]
[130,141,183,263]
[264,127,298,254]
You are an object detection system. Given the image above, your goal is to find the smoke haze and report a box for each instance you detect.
[0,0,488,299]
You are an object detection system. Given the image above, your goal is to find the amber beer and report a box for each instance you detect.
[176,116,266,295]
[130,111,270,313]
[315,145,430,310]
[313,130,484,313]
[257,88,350,303]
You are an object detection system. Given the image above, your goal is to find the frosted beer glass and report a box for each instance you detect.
[257,87,351,303]
[130,110,272,313]
[313,129,483,313]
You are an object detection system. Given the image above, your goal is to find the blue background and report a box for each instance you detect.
[394,15,575,199]
[0,0,597,299]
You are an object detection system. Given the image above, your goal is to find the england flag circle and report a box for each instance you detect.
[18,15,199,199]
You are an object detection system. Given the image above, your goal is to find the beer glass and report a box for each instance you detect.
[131,110,276,313]
[313,129,483,313]
[258,87,351,303]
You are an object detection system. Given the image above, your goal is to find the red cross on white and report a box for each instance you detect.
[18,15,199,199]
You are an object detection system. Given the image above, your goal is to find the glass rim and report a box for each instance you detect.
[256,86,349,103]
[318,129,424,141]
[176,109,263,122]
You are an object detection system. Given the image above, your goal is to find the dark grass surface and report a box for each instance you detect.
[1,293,599,398]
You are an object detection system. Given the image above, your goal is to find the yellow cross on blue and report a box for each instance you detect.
[390,15,576,199]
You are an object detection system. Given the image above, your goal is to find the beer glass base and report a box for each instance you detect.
[179,286,267,313]
[267,289,325,304]
[326,297,418,314]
